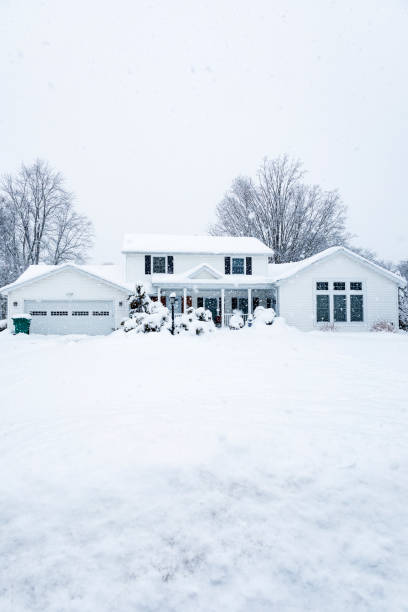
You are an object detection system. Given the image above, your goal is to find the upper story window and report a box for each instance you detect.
[232,258,244,274]
[153,256,166,274]
[145,255,174,275]
[350,282,362,291]
[316,282,329,291]
[225,256,252,275]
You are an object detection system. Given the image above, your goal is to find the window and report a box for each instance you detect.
[145,255,151,275]
[316,295,330,322]
[316,282,329,291]
[268,256,274,264]
[350,295,364,321]
[333,295,346,322]
[30,311,47,316]
[118,301,123,307]
[72,311,89,316]
[245,257,252,275]
[238,297,248,313]
[232,258,244,274]
[333,282,345,291]
[224,257,231,275]
[93,311,110,316]
[350,282,362,291]
[167,255,174,274]
[153,256,166,274]
[13,302,18,307]
[51,311,68,316]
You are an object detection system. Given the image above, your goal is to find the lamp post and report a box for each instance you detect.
[170,292,176,335]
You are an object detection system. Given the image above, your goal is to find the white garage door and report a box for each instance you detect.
[24,300,115,335]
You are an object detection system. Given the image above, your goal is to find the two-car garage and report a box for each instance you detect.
[1,263,131,335]
[24,300,115,335]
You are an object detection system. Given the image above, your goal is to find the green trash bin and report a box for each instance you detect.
[12,315,32,335]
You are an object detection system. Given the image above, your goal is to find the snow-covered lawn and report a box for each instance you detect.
[1,323,407,611]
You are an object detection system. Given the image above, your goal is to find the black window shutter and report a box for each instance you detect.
[145,255,151,275]
[197,297,204,308]
[225,257,231,274]
[167,255,174,274]
[231,297,238,310]
[246,257,252,275]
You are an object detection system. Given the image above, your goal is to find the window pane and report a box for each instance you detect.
[316,295,330,322]
[350,295,364,321]
[153,257,166,273]
[316,282,329,291]
[350,282,362,291]
[232,258,244,274]
[238,298,248,314]
[333,282,345,291]
[333,295,347,321]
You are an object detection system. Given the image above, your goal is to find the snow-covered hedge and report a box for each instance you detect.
[176,306,215,335]
[371,320,396,333]
[123,284,170,333]
[253,306,276,326]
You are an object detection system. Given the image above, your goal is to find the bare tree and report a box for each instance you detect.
[0,160,93,277]
[210,155,350,263]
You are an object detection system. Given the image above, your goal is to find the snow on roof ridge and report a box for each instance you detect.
[122,233,273,254]
[268,245,405,286]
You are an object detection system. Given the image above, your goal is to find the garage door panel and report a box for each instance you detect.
[25,301,114,335]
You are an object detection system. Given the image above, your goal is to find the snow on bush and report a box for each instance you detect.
[253,305,276,326]
[371,320,396,333]
[176,306,215,335]
[124,284,170,333]
[229,312,244,330]
[0,319,7,333]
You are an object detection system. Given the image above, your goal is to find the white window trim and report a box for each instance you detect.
[313,278,366,326]
[227,255,249,275]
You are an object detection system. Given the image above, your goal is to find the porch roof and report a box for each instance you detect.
[150,274,274,289]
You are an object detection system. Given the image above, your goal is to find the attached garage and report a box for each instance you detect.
[0,263,131,335]
[25,300,115,335]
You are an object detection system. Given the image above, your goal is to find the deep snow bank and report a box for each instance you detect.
[0,324,407,611]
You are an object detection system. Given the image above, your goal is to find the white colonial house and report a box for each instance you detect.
[0,234,405,334]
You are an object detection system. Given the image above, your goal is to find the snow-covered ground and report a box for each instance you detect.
[1,322,407,611]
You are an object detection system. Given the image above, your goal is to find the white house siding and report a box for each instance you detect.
[278,251,399,331]
[125,253,269,282]
[7,268,130,332]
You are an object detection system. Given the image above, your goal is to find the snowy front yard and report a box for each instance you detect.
[1,323,407,611]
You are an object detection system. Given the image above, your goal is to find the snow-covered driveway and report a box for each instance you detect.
[1,324,407,611]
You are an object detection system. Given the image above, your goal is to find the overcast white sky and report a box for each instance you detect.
[1,0,407,263]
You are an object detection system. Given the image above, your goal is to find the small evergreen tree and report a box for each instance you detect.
[124,284,170,333]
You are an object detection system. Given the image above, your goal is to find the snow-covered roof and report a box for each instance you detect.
[151,263,272,287]
[122,234,273,255]
[268,246,406,287]
[0,263,132,294]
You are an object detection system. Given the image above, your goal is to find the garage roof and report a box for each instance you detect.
[0,263,133,294]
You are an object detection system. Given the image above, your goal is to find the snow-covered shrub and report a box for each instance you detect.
[0,319,7,333]
[175,306,215,335]
[319,322,337,332]
[229,312,244,330]
[253,306,276,326]
[124,284,170,333]
[371,320,396,333]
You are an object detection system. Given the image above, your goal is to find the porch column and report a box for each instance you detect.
[248,288,252,314]
[157,286,161,301]
[183,287,187,313]
[221,288,225,327]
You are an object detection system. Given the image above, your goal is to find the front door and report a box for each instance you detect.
[204,297,218,322]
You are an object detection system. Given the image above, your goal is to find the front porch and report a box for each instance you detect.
[152,286,277,327]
